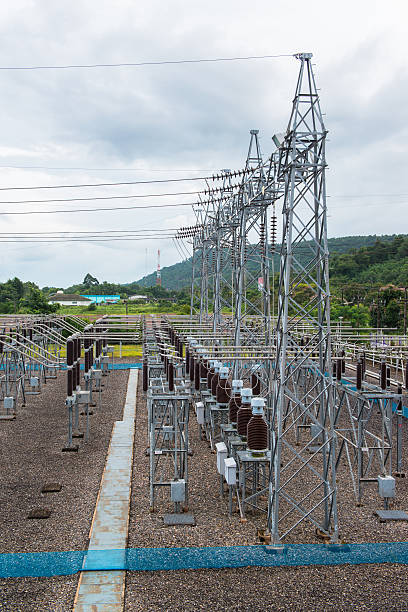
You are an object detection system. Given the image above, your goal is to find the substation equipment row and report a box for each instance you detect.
[0,313,143,451]
[143,53,408,545]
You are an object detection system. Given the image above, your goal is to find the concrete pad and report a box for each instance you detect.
[73,370,138,612]
[80,571,124,585]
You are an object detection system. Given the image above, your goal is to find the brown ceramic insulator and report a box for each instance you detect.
[237,406,252,438]
[356,360,362,390]
[168,363,174,392]
[189,356,195,382]
[380,361,387,390]
[397,384,403,412]
[194,361,200,391]
[216,379,231,404]
[211,373,220,396]
[200,361,208,378]
[207,368,215,390]
[247,415,268,451]
[185,348,190,374]
[251,374,261,396]
[229,394,241,423]
[67,369,73,397]
[143,360,148,392]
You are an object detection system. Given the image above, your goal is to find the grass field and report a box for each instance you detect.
[55,344,142,358]
[59,302,188,316]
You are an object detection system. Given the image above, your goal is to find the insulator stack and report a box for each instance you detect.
[229,394,241,423]
[397,384,403,411]
[84,339,89,374]
[185,347,190,374]
[200,360,208,379]
[259,221,265,257]
[251,373,261,396]
[207,362,215,390]
[380,360,387,390]
[216,368,231,404]
[336,358,342,381]
[168,362,174,392]
[143,358,148,392]
[67,338,74,397]
[211,371,220,396]
[237,405,252,438]
[247,415,268,452]
[194,361,200,391]
[356,360,362,390]
[270,209,277,253]
[247,398,268,453]
[237,388,253,438]
[189,356,195,382]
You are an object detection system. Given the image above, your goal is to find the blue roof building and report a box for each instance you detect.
[80,295,121,304]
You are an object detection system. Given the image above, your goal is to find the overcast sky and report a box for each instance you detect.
[0,0,406,288]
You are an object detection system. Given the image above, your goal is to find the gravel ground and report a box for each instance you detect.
[125,373,408,610]
[125,564,408,611]
[128,375,408,547]
[0,366,128,611]
[3,358,408,611]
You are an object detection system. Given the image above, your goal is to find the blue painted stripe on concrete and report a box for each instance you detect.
[2,542,408,578]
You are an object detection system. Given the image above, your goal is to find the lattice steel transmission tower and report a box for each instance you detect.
[233,130,272,356]
[268,53,338,545]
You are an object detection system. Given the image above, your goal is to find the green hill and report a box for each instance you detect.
[136,234,400,290]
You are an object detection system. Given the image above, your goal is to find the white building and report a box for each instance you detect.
[128,295,149,301]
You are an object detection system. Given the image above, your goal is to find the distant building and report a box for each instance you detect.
[80,295,121,304]
[48,291,92,306]
[128,295,149,301]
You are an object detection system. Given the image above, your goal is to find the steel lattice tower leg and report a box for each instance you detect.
[268,53,338,545]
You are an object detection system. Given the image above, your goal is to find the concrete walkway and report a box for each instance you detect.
[73,369,138,612]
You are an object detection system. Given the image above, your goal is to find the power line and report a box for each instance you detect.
[0,201,196,215]
[0,175,212,191]
[0,189,202,205]
[0,228,178,235]
[0,54,294,71]
[0,236,174,243]
[0,165,214,172]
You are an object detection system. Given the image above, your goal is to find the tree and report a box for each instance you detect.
[83,273,99,288]
[19,288,59,314]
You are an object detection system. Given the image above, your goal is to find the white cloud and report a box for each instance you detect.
[0,0,406,285]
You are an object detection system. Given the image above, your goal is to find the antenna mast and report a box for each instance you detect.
[156,249,162,286]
